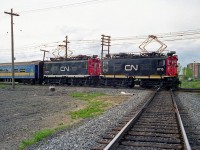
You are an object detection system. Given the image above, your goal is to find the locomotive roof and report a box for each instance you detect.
[50,55,98,61]
[44,59,88,64]
[103,52,168,60]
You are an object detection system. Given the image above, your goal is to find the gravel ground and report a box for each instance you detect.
[31,91,200,150]
[0,85,88,150]
[3,85,199,150]
[175,92,200,149]
[0,85,150,150]
[30,88,151,150]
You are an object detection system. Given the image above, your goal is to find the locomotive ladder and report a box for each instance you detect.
[93,89,191,150]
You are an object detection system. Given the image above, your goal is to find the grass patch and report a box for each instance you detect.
[19,129,54,150]
[0,82,20,89]
[0,84,7,89]
[70,92,110,119]
[70,92,105,101]
[18,92,108,150]
[70,100,108,119]
[18,92,123,149]
[180,80,200,88]
[19,125,68,150]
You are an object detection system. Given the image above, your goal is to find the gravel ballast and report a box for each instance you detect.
[1,85,199,150]
[31,88,151,150]
[32,90,200,150]
[175,92,200,149]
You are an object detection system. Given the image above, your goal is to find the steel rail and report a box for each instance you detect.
[171,90,191,150]
[104,88,159,150]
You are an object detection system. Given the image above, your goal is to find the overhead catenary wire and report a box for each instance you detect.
[1,28,200,50]
[1,33,200,52]
[19,0,117,13]
[1,29,200,56]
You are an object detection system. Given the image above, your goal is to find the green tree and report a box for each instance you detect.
[183,67,193,80]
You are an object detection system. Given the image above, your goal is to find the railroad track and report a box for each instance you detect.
[92,89,191,150]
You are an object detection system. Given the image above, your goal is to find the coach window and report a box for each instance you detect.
[14,69,18,72]
[20,69,26,72]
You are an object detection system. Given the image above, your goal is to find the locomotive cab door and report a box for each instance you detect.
[166,55,178,76]
[102,61,108,73]
[157,59,165,75]
[88,58,101,76]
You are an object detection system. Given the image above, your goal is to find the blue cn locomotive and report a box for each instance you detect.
[100,52,179,88]
[43,55,101,85]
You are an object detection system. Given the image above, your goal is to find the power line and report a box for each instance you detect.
[1,33,200,52]
[111,29,200,41]
[2,29,200,51]
[1,29,200,54]
[19,0,116,13]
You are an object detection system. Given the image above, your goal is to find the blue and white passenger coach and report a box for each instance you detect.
[0,61,43,84]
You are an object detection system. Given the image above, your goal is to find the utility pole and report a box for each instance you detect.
[59,36,70,59]
[65,36,70,59]
[101,34,111,59]
[4,8,19,89]
[40,49,49,61]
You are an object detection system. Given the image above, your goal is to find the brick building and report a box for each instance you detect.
[187,62,200,79]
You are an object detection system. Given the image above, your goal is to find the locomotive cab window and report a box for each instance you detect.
[94,63,97,70]
[103,61,108,72]
[158,60,165,66]
[83,62,87,69]
[103,61,108,68]
[167,60,171,65]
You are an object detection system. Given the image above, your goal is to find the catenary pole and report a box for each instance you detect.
[40,49,49,61]
[59,36,70,59]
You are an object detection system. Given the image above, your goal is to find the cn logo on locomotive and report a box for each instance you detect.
[125,65,138,71]
[60,66,70,71]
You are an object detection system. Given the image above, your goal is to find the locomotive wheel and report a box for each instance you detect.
[129,83,135,88]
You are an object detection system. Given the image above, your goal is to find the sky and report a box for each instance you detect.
[1,0,200,67]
